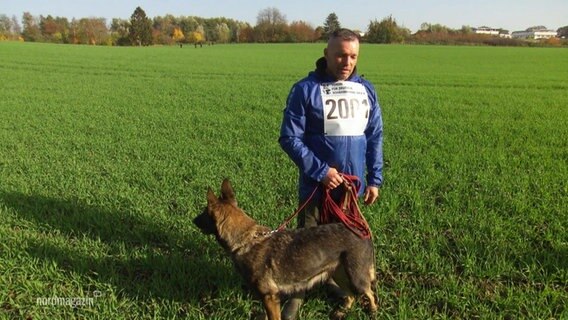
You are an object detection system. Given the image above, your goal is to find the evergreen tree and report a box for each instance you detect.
[557,25,568,38]
[129,6,152,46]
[323,13,341,38]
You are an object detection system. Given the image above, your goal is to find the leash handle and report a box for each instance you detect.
[321,174,372,239]
[274,173,370,238]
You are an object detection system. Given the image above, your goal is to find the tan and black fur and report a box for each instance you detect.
[193,179,378,320]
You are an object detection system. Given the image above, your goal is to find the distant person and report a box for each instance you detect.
[278,28,384,320]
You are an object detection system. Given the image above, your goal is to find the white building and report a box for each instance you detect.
[475,26,500,36]
[511,27,557,39]
[474,26,511,38]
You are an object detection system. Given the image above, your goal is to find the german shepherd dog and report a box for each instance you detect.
[193,179,378,320]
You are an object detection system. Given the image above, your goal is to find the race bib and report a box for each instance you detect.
[320,81,370,136]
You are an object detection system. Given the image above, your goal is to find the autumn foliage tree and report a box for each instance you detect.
[152,14,177,45]
[39,15,70,43]
[288,20,317,42]
[187,31,204,44]
[172,27,184,43]
[238,25,255,42]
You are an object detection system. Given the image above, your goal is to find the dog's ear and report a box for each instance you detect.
[220,178,237,205]
[206,188,217,206]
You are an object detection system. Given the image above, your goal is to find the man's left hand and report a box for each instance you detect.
[364,186,380,205]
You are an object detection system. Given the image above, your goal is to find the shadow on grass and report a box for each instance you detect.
[1,190,239,304]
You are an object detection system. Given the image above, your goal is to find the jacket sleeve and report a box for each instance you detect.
[279,84,329,183]
[364,84,384,187]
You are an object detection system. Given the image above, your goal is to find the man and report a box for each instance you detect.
[278,28,384,319]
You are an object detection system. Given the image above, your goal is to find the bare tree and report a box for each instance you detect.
[0,14,11,39]
[22,12,42,41]
[11,15,22,35]
[255,7,287,42]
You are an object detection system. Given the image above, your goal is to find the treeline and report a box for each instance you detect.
[1,7,566,46]
[0,9,252,45]
[0,7,326,45]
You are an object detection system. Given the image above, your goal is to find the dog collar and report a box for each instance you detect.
[254,230,278,239]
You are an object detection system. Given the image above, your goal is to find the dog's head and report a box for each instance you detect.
[193,178,238,236]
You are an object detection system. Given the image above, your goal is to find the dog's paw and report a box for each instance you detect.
[250,310,267,320]
[330,308,348,320]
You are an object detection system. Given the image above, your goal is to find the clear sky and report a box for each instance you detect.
[1,0,566,33]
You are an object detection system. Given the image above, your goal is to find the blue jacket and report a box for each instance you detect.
[279,58,384,202]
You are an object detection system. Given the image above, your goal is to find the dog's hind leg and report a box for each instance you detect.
[329,265,350,300]
[330,265,357,319]
[362,288,378,315]
[363,264,379,314]
[365,276,379,314]
[262,294,281,320]
[343,254,378,315]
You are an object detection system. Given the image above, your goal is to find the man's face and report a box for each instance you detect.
[324,38,359,81]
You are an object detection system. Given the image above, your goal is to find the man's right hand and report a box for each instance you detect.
[322,168,344,189]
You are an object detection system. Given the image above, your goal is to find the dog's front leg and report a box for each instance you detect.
[262,294,281,320]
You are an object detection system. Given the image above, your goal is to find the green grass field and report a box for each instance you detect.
[1,41,567,319]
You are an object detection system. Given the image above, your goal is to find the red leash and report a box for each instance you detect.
[276,184,320,232]
[276,174,371,239]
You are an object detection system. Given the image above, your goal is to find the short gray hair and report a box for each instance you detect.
[329,28,360,42]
